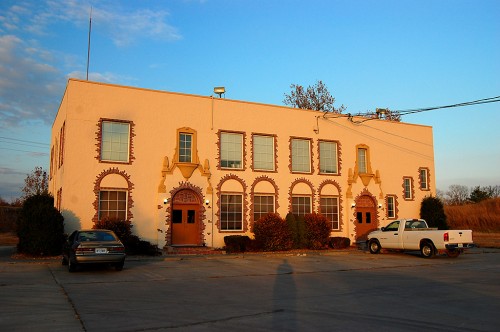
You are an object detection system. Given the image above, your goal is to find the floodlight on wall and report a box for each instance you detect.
[214,87,226,98]
[351,203,356,208]
[163,198,169,205]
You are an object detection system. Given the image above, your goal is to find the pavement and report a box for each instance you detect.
[1,246,500,331]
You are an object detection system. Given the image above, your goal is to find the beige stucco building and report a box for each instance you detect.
[50,79,436,249]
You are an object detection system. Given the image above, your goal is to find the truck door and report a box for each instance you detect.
[380,220,403,249]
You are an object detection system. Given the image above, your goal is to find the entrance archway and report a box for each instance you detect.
[354,194,378,241]
[171,189,201,245]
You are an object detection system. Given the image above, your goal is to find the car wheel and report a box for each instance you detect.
[446,249,461,258]
[68,259,78,272]
[368,239,381,254]
[420,241,435,258]
[115,261,124,271]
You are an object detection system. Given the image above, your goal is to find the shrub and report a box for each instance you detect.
[17,194,65,256]
[286,212,306,249]
[253,213,292,251]
[420,196,449,230]
[93,217,159,255]
[304,213,331,249]
[329,237,351,249]
[224,235,251,253]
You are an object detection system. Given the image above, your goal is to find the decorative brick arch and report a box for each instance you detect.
[92,168,134,223]
[164,182,207,246]
[288,178,315,213]
[250,175,280,223]
[216,174,248,232]
[318,179,344,231]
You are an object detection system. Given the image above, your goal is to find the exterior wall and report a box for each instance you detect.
[50,79,436,248]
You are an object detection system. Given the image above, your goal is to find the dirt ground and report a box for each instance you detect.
[1,231,499,249]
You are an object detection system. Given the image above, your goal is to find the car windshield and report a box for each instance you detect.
[78,231,118,242]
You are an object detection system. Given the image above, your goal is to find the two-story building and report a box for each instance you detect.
[50,79,435,248]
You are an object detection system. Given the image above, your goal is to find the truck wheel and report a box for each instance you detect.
[368,239,381,254]
[420,241,435,258]
[446,249,461,258]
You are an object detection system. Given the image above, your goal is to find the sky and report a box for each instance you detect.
[0,0,499,201]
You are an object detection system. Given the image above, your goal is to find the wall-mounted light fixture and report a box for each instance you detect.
[378,204,383,209]
[205,199,210,206]
[214,87,225,98]
[351,203,356,208]
[163,198,169,205]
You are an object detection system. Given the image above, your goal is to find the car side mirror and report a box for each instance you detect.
[381,227,386,231]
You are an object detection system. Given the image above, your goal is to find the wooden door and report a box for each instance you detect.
[355,195,378,241]
[171,189,200,246]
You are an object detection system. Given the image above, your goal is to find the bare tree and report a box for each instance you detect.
[283,80,346,113]
[21,167,48,200]
[446,184,470,205]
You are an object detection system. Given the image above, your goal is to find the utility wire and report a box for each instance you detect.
[0,136,50,146]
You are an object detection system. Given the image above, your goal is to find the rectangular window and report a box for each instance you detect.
[179,133,192,162]
[387,196,396,218]
[220,194,243,230]
[358,148,367,173]
[101,121,130,162]
[59,122,65,168]
[253,195,275,221]
[253,135,274,171]
[99,190,127,220]
[320,196,339,230]
[404,177,413,200]
[291,138,311,173]
[319,141,338,174]
[221,132,243,169]
[292,196,311,218]
[420,168,429,190]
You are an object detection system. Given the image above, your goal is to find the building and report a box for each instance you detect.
[49,79,436,248]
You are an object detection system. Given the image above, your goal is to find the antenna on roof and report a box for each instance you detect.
[86,6,92,81]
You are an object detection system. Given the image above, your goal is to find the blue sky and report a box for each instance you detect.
[0,0,499,200]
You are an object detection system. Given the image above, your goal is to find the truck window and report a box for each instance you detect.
[384,221,399,231]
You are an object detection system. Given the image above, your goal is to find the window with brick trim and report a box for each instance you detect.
[99,190,127,220]
[220,194,243,230]
[292,195,312,218]
[221,132,243,169]
[403,177,414,200]
[291,138,311,173]
[419,168,430,190]
[253,135,275,171]
[319,140,338,174]
[358,148,367,173]
[387,195,397,219]
[253,195,275,221]
[101,121,130,162]
[320,196,340,230]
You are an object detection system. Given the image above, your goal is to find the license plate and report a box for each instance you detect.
[95,248,108,254]
[458,243,463,248]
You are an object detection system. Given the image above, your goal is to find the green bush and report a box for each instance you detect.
[224,235,251,253]
[253,213,292,251]
[17,194,65,256]
[286,212,306,249]
[304,213,331,249]
[420,196,449,230]
[329,237,351,249]
[93,217,159,255]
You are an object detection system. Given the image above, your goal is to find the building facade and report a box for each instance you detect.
[50,79,436,248]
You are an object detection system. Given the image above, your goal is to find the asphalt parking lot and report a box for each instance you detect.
[1,247,500,332]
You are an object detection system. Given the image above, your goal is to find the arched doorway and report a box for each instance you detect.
[354,194,378,242]
[171,189,201,246]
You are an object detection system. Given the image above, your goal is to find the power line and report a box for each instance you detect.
[0,136,50,146]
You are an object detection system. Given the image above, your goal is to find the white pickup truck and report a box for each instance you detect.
[367,219,474,258]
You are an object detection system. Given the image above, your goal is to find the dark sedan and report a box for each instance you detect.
[62,229,126,272]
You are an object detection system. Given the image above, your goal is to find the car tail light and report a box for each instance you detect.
[444,232,449,242]
[109,247,125,252]
[75,247,94,253]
